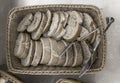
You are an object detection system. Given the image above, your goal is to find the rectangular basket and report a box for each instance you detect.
[7,4,106,75]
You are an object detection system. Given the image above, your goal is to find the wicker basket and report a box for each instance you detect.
[7,4,106,75]
[0,70,22,83]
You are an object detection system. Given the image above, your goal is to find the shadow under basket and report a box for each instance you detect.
[7,4,106,75]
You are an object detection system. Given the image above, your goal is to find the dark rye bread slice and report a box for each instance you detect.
[83,13,96,44]
[32,13,47,40]
[63,24,81,42]
[81,41,92,65]
[56,40,68,66]
[53,12,66,40]
[14,33,30,59]
[20,33,31,58]
[67,11,83,25]
[21,40,35,67]
[27,12,42,32]
[40,38,51,65]
[47,12,60,37]
[64,44,74,67]
[63,12,69,27]
[31,41,42,66]
[42,10,52,33]
[47,38,59,66]
[14,33,26,58]
[72,42,83,67]
[77,26,89,41]
[17,13,33,32]
[79,12,83,24]
[63,11,82,42]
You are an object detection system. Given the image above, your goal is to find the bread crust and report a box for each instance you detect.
[72,42,83,67]
[63,11,82,42]
[31,41,42,66]
[40,38,51,64]
[47,13,60,37]
[81,41,91,65]
[17,13,33,32]
[27,12,42,32]
[32,13,47,40]
[21,40,35,66]
[42,10,52,33]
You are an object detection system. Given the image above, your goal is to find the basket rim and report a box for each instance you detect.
[0,70,23,83]
[7,4,106,75]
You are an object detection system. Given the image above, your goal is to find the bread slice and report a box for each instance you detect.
[63,24,81,42]
[67,11,83,25]
[27,12,42,32]
[63,11,82,42]
[55,12,69,40]
[81,41,91,65]
[47,38,59,66]
[63,12,69,27]
[80,26,89,37]
[72,42,83,67]
[21,40,35,66]
[79,12,83,24]
[31,41,42,66]
[17,13,33,32]
[83,13,96,44]
[20,33,31,58]
[42,10,52,33]
[14,43,25,58]
[14,33,26,57]
[16,33,26,43]
[77,26,89,41]
[14,33,30,59]
[52,12,66,39]
[64,44,74,67]
[40,38,51,65]
[47,12,60,37]
[56,40,68,66]
[32,13,47,40]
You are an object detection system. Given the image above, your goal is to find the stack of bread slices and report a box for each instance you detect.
[14,10,100,67]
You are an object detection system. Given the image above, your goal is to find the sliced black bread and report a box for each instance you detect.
[63,11,82,42]
[40,38,51,65]
[56,40,68,66]
[83,13,97,44]
[31,41,42,66]
[64,44,74,67]
[42,10,52,33]
[47,12,60,37]
[14,33,30,59]
[72,42,83,67]
[53,12,66,40]
[27,12,42,32]
[32,13,47,40]
[17,13,33,32]
[21,40,35,66]
[47,38,60,66]
[81,41,92,65]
